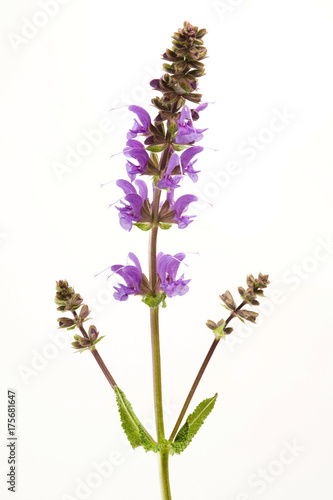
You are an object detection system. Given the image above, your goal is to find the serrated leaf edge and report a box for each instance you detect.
[171,393,218,454]
[114,386,157,452]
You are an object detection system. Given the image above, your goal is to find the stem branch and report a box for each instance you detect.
[72,311,155,445]
[169,301,246,442]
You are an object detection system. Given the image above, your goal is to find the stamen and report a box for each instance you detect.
[109,151,123,159]
[108,196,126,208]
[195,197,213,208]
[109,104,129,112]
[94,265,111,278]
[100,179,117,188]
[107,265,127,280]
[170,255,189,268]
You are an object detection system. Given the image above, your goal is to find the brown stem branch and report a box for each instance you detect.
[169,301,246,442]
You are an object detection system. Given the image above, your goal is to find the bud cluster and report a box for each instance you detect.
[55,280,83,311]
[206,273,270,339]
[151,21,207,112]
[55,281,104,352]
[146,21,208,148]
[238,273,270,305]
[72,325,102,352]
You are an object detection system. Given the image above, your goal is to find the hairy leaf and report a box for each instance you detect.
[171,394,218,454]
[115,386,156,451]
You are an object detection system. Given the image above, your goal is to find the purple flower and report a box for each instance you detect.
[175,105,207,144]
[191,102,209,121]
[156,252,190,297]
[127,105,151,140]
[180,146,203,182]
[111,253,143,301]
[157,153,182,190]
[196,102,208,113]
[167,190,198,229]
[123,139,149,181]
[116,179,149,231]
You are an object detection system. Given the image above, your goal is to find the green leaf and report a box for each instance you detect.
[159,223,172,230]
[171,394,218,454]
[114,386,157,451]
[142,292,167,308]
[213,320,226,339]
[146,144,166,153]
[172,144,188,152]
[91,335,106,346]
[134,223,152,232]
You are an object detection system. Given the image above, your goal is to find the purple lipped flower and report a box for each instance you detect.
[166,190,198,229]
[123,139,149,181]
[157,153,182,190]
[116,179,149,231]
[191,102,209,121]
[195,102,208,113]
[180,146,203,182]
[175,105,208,144]
[111,253,143,301]
[156,252,190,298]
[127,105,151,140]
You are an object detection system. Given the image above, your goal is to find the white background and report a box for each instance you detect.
[1,0,333,499]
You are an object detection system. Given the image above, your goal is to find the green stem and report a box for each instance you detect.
[148,138,173,499]
[159,449,172,500]
[150,306,165,441]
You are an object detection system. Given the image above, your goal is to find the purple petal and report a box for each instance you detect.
[156,253,173,282]
[174,195,198,217]
[135,179,148,200]
[167,253,185,280]
[174,126,204,144]
[113,286,130,301]
[128,253,142,273]
[124,193,143,215]
[111,264,124,273]
[124,148,149,168]
[125,139,145,150]
[150,79,160,89]
[123,266,142,289]
[166,189,175,205]
[176,215,195,229]
[157,176,181,190]
[179,105,192,123]
[118,215,133,231]
[128,105,151,130]
[165,153,180,176]
[180,146,203,168]
[187,169,200,183]
[195,102,208,113]
[126,162,139,182]
[116,179,136,195]
[112,267,134,287]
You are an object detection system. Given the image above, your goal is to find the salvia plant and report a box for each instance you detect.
[55,21,270,500]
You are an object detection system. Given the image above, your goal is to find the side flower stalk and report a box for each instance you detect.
[54,21,271,500]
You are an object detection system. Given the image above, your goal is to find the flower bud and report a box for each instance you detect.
[238,287,259,305]
[79,304,90,319]
[57,317,75,329]
[206,320,217,331]
[237,310,259,323]
[220,290,236,311]
[78,337,91,347]
[68,293,84,311]
[88,325,99,342]
[71,341,82,349]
